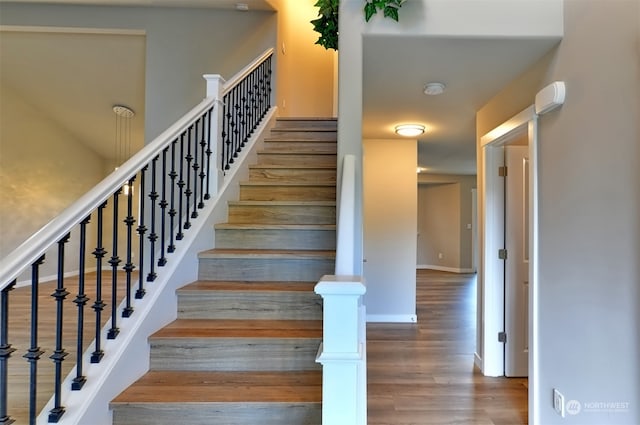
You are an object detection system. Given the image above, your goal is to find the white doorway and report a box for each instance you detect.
[478,105,539,403]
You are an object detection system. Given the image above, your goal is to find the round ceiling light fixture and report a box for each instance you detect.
[424,82,446,96]
[395,124,425,137]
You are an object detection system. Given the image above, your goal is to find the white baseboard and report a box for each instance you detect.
[367,314,417,323]
[474,352,483,371]
[417,265,476,274]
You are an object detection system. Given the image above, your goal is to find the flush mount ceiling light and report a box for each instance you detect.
[395,124,425,137]
[236,3,249,11]
[424,82,446,96]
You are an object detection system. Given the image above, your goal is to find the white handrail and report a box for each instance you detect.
[0,48,275,290]
[334,154,356,275]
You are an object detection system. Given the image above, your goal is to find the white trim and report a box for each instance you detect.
[366,314,417,323]
[417,265,475,274]
[479,105,539,424]
[0,25,146,36]
[474,352,483,371]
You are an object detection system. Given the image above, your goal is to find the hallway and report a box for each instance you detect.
[367,269,528,424]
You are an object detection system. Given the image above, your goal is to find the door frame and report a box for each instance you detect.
[478,105,539,423]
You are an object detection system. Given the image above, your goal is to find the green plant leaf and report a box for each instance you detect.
[364,2,377,22]
[383,5,399,21]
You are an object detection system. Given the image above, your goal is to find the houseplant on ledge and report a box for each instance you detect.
[311,0,406,50]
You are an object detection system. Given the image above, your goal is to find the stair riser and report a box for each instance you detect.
[257,153,336,167]
[275,118,336,129]
[215,228,336,250]
[239,185,336,201]
[249,167,336,183]
[266,131,336,141]
[263,141,336,153]
[198,258,334,282]
[150,338,321,371]
[113,403,321,425]
[228,204,336,224]
[177,292,322,320]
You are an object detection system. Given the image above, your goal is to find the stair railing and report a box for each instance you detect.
[0,48,273,425]
[315,154,367,425]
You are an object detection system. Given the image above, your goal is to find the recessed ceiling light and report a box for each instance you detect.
[395,124,425,137]
[424,82,446,96]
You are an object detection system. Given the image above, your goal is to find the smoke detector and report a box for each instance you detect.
[424,82,446,96]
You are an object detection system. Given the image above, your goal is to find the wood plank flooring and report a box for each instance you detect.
[367,269,528,425]
[5,271,133,425]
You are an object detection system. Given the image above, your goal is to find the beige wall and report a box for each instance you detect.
[477,1,640,423]
[417,173,476,271]
[363,139,417,321]
[275,0,336,117]
[0,85,105,274]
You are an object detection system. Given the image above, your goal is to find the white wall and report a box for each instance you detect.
[363,139,417,322]
[477,1,640,423]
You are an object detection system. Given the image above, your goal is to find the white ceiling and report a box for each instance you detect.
[1,0,559,174]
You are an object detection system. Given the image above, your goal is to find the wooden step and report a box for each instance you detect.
[227,201,336,225]
[239,182,336,201]
[215,223,336,250]
[149,319,322,371]
[275,117,337,129]
[249,164,336,184]
[264,132,338,143]
[198,249,335,281]
[111,370,322,425]
[256,152,336,167]
[262,139,337,153]
[177,280,322,320]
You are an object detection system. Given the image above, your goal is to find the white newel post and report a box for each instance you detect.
[315,275,367,425]
[203,74,226,196]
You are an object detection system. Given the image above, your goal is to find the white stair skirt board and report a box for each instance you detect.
[417,265,476,274]
[367,314,417,323]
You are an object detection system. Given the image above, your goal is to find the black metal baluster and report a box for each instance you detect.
[168,141,178,253]
[107,189,122,340]
[123,176,137,317]
[204,108,213,201]
[49,234,70,422]
[184,126,193,230]
[159,148,169,266]
[24,255,45,425]
[198,114,207,209]
[250,67,258,132]
[240,78,248,150]
[222,93,232,172]
[176,134,186,240]
[232,87,240,160]
[72,216,90,390]
[136,167,148,299]
[147,157,159,282]
[0,280,17,425]
[91,203,107,363]
[191,122,200,219]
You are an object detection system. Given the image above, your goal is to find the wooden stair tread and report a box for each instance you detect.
[240,181,335,187]
[198,249,335,259]
[215,223,335,230]
[111,370,322,404]
[250,164,336,169]
[228,200,335,206]
[178,280,317,292]
[151,319,322,338]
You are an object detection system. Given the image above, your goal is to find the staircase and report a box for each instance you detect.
[110,118,337,425]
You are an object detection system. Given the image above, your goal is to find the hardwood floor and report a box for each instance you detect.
[367,269,528,425]
[5,271,132,425]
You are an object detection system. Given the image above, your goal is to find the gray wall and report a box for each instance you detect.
[417,174,476,271]
[478,1,639,423]
[0,3,277,142]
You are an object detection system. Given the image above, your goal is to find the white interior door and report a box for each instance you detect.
[504,145,529,377]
